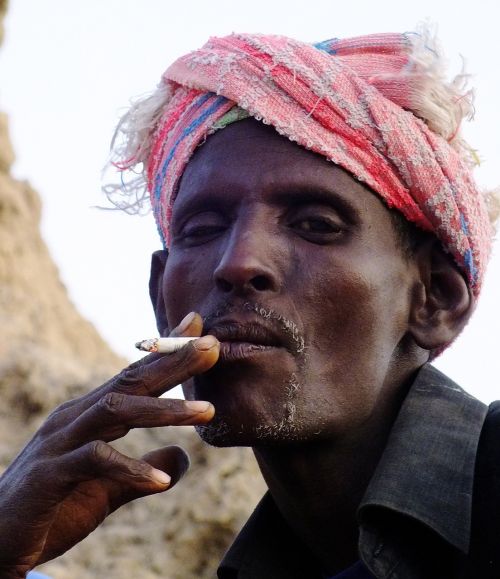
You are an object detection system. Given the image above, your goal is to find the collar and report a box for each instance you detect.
[358,364,487,554]
[218,364,488,577]
[218,492,323,578]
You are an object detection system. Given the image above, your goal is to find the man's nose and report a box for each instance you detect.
[213,227,281,295]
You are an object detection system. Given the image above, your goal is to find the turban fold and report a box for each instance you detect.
[110,31,494,297]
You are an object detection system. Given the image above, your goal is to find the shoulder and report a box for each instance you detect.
[483,400,500,426]
[476,401,500,473]
[467,401,500,577]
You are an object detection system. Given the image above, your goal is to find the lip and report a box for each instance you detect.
[216,341,278,362]
[204,316,297,362]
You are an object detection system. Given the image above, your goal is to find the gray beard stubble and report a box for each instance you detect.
[194,302,315,446]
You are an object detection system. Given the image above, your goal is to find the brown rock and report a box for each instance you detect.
[0,0,7,47]
[0,113,14,172]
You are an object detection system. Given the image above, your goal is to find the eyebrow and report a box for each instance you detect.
[268,185,361,225]
[173,178,364,227]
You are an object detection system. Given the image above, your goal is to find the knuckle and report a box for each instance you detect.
[162,398,185,413]
[113,366,144,392]
[158,397,176,411]
[138,362,157,386]
[99,391,126,415]
[126,354,155,370]
[42,397,79,425]
[36,415,59,438]
[120,362,160,394]
[37,411,70,439]
[162,345,203,383]
[87,440,113,464]
[164,348,192,374]
[130,460,150,478]
[113,345,202,396]
[52,398,77,414]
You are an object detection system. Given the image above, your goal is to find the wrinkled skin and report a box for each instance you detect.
[0,314,219,577]
[158,118,425,447]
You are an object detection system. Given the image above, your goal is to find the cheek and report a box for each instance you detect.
[285,269,408,430]
[298,259,411,382]
[302,265,375,333]
[163,251,213,327]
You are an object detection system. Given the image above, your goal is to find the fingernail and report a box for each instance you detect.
[151,468,171,486]
[185,400,212,413]
[194,335,218,351]
[176,312,196,334]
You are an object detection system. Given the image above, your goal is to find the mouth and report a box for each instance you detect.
[205,318,297,363]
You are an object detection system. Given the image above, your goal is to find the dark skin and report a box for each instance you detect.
[0,316,220,578]
[0,119,472,577]
[154,119,473,573]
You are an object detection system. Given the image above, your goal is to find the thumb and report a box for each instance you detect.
[142,445,190,488]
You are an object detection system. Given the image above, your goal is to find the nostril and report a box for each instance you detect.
[215,274,273,293]
[251,275,272,291]
[217,278,233,293]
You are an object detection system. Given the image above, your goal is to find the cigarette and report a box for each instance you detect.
[135,337,198,354]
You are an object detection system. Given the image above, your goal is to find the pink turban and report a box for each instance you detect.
[110,31,495,297]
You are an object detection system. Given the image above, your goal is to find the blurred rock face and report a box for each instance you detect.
[0,0,6,46]
[0,117,127,456]
[0,5,265,577]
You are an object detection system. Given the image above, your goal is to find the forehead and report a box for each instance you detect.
[174,117,391,223]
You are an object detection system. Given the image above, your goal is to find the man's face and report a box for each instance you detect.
[157,118,420,446]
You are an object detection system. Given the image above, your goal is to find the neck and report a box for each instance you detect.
[252,366,417,575]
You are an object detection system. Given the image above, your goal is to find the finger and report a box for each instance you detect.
[142,445,190,487]
[107,445,190,512]
[56,440,172,492]
[65,334,218,419]
[43,312,207,422]
[62,393,215,446]
[169,311,204,338]
[41,352,159,426]
[107,312,203,375]
[36,445,190,565]
[111,335,219,398]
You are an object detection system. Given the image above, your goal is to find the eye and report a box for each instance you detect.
[175,211,227,245]
[293,218,342,234]
[288,208,345,243]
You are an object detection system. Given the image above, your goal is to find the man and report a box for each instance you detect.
[0,29,498,578]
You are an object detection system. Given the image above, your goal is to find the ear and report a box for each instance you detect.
[149,249,169,335]
[408,240,474,351]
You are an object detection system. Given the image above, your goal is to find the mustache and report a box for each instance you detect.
[202,301,305,355]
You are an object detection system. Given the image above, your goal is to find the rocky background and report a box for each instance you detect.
[0,1,265,576]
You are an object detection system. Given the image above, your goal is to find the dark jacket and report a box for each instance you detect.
[218,365,499,578]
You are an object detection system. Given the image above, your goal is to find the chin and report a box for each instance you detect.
[189,368,335,447]
[194,414,323,448]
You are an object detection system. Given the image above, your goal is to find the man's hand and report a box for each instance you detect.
[0,312,218,578]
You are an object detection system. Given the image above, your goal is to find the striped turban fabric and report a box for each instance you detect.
[110,31,495,297]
